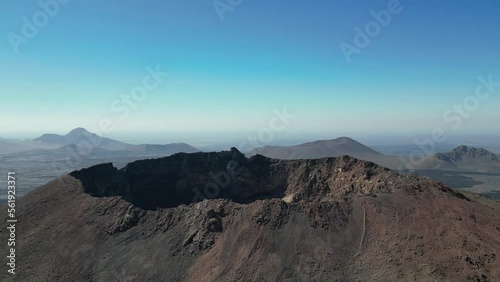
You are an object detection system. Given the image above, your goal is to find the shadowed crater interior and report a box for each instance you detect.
[70,148,288,210]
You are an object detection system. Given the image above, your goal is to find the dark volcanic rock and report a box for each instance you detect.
[70,149,286,209]
[69,149,439,210]
[2,149,500,281]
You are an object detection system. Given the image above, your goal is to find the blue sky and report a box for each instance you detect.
[1,0,499,145]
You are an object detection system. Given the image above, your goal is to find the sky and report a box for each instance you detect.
[1,0,499,145]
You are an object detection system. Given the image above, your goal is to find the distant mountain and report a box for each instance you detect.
[248,137,384,161]
[0,128,200,199]
[419,145,500,172]
[34,127,130,150]
[437,145,499,162]
[32,128,201,155]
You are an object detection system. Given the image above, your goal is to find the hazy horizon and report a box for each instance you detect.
[2,127,500,154]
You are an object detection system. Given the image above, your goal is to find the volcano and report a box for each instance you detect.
[1,149,499,281]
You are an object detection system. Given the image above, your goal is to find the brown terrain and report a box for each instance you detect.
[1,149,500,281]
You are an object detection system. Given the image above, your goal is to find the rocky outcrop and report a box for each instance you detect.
[69,149,453,210]
[435,145,499,163]
[2,149,500,281]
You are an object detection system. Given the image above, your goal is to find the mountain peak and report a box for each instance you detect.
[452,145,496,156]
[33,128,129,150]
[67,127,91,135]
[436,145,499,162]
[336,136,356,142]
[453,145,473,152]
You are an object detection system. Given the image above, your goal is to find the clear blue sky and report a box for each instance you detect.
[1,0,499,144]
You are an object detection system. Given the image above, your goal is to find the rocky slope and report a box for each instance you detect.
[435,145,499,163]
[1,149,500,281]
[419,145,500,172]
